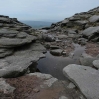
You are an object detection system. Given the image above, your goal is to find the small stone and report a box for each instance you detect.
[67,82,76,89]
[62,51,67,55]
[93,60,99,69]
[33,88,40,93]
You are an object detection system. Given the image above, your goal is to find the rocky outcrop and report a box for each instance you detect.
[45,6,99,42]
[0,15,46,77]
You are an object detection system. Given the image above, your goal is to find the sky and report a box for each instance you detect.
[0,0,99,22]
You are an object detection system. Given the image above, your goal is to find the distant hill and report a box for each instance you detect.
[20,20,53,29]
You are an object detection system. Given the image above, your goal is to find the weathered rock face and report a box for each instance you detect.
[63,64,99,99]
[0,15,46,77]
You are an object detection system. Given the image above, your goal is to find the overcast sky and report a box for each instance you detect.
[0,0,99,22]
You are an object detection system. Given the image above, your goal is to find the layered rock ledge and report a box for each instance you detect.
[0,15,46,77]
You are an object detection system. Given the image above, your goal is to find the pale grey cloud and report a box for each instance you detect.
[0,0,99,21]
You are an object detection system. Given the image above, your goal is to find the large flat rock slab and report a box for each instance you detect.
[89,15,99,22]
[0,29,37,48]
[0,43,46,78]
[0,78,15,93]
[63,64,99,99]
[0,36,36,47]
[81,26,99,39]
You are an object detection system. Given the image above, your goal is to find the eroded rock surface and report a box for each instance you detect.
[0,16,46,77]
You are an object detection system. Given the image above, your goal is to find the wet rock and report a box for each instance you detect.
[89,15,99,22]
[80,53,95,66]
[50,49,63,56]
[63,64,99,99]
[93,60,99,69]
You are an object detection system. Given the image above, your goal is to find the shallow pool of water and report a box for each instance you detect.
[37,43,85,80]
